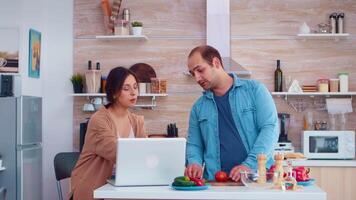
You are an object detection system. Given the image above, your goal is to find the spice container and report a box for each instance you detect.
[329,13,337,34]
[150,78,159,93]
[337,13,344,33]
[317,78,329,92]
[159,79,167,93]
[329,79,339,92]
[338,72,349,92]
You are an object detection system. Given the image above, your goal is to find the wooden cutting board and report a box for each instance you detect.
[208,181,244,186]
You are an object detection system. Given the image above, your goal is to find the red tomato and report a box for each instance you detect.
[215,171,228,182]
[189,177,205,186]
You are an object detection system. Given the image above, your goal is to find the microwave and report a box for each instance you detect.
[302,131,355,160]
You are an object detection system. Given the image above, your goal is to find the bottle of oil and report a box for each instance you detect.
[274,60,283,92]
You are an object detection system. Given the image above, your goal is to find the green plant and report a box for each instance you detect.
[131,21,143,27]
[70,73,84,85]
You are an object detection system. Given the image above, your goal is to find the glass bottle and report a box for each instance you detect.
[274,60,283,92]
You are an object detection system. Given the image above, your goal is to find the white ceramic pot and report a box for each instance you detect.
[132,27,143,36]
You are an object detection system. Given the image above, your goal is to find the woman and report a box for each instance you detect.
[69,67,146,200]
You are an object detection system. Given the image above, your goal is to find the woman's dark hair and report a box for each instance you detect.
[105,67,139,108]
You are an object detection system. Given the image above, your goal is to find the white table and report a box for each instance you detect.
[94,184,327,200]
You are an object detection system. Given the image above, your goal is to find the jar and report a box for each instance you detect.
[150,78,159,93]
[317,78,329,92]
[338,72,349,92]
[159,79,167,93]
[329,79,339,92]
[114,20,130,35]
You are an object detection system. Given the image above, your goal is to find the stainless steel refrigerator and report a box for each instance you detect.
[0,96,42,200]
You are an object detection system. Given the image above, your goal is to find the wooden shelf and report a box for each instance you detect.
[297,33,350,41]
[95,35,148,41]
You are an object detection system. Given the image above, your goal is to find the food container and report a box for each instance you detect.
[329,79,339,92]
[159,79,167,94]
[317,78,329,92]
[338,72,349,92]
[150,78,159,93]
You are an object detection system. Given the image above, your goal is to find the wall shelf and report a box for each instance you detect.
[70,93,168,109]
[297,33,350,41]
[271,92,356,103]
[0,167,5,171]
[95,35,148,41]
[0,72,20,76]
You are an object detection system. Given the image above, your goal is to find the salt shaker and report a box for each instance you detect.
[329,13,337,34]
[337,13,344,33]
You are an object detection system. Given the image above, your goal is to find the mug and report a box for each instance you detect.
[83,103,95,112]
[139,83,146,94]
[0,58,7,67]
[91,97,103,110]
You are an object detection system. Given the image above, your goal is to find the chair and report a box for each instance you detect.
[54,152,80,200]
[0,187,6,200]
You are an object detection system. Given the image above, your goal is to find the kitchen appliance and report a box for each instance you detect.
[274,113,295,154]
[302,131,355,160]
[0,74,20,97]
[0,96,42,200]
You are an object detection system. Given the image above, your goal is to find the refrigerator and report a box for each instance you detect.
[0,96,42,200]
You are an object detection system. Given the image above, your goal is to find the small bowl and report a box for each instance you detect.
[240,171,276,189]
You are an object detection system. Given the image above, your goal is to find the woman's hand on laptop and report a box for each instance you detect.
[184,163,203,178]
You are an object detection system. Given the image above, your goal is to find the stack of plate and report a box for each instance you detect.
[302,85,317,92]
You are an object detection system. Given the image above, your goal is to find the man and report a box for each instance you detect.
[185,45,278,182]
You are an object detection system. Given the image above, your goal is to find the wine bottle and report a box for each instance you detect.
[274,60,283,92]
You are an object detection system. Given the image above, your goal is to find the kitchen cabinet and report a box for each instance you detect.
[309,167,356,200]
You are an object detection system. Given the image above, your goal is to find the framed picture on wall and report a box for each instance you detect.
[28,29,41,78]
[0,28,19,73]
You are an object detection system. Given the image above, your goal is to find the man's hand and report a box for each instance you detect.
[229,164,251,182]
[184,164,203,178]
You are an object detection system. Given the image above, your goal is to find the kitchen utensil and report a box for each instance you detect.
[129,63,157,83]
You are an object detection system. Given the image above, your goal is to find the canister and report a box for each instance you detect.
[329,79,339,92]
[338,72,349,92]
[317,78,329,92]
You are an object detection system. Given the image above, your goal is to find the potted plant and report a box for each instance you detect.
[131,21,143,36]
[70,73,84,93]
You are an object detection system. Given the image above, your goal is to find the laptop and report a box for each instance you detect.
[108,138,186,186]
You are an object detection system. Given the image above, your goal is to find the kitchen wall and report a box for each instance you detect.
[230,0,356,149]
[1,0,74,199]
[74,0,356,151]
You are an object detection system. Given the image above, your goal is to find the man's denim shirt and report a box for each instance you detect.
[186,73,279,180]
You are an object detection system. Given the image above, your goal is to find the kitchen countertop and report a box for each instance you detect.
[283,159,356,167]
[94,184,326,200]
